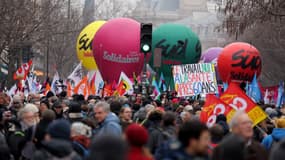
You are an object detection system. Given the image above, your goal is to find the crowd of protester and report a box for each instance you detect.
[1,90,285,160]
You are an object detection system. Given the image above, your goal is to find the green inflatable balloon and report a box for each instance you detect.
[149,23,201,90]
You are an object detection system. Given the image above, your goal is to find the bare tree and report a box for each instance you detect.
[221,0,285,86]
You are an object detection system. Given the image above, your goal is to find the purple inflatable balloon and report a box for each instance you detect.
[200,47,223,82]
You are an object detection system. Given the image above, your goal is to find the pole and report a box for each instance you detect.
[68,0,71,19]
[46,38,49,79]
[142,53,147,97]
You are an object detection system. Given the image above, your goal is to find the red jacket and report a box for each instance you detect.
[127,147,153,160]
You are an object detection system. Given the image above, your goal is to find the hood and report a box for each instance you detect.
[103,112,120,125]
[271,128,285,140]
[42,139,73,157]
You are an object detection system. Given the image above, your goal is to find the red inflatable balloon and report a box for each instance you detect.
[217,42,262,83]
[92,18,145,83]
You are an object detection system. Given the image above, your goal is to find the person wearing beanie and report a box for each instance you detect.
[71,122,92,158]
[125,124,153,160]
[262,118,285,150]
[68,101,83,123]
[52,100,64,119]
[39,98,50,115]
[33,119,81,160]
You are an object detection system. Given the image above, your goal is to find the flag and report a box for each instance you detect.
[223,82,228,92]
[73,76,88,96]
[264,89,270,104]
[27,76,38,94]
[44,83,51,95]
[151,76,160,99]
[13,60,32,80]
[220,82,267,126]
[159,72,167,92]
[200,94,232,127]
[248,73,262,103]
[51,71,61,94]
[7,84,17,96]
[276,81,284,108]
[113,81,126,96]
[103,83,113,97]
[94,70,104,95]
[67,81,73,97]
[67,62,82,86]
[87,71,96,95]
[118,71,134,95]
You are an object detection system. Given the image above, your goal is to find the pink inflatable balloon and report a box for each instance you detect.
[92,18,145,83]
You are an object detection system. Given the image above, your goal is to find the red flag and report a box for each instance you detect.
[13,60,32,80]
[74,76,88,97]
[103,83,113,97]
[67,81,73,97]
[113,81,126,96]
[200,94,232,127]
[44,83,51,95]
[220,82,267,126]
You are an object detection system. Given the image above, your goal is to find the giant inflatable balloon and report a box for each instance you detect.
[200,47,223,83]
[149,23,201,89]
[217,42,262,83]
[76,21,106,70]
[92,18,145,83]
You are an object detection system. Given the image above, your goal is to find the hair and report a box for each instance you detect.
[18,103,39,120]
[163,111,176,127]
[178,120,208,147]
[148,109,163,122]
[229,110,247,129]
[180,111,189,119]
[210,124,224,143]
[71,122,92,138]
[94,101,110,113]
[110,100,122,116]
[41,109,56,122]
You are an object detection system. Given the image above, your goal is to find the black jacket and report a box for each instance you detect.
[32,139,81,160]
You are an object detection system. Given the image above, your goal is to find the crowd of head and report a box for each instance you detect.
[1,91,285,160]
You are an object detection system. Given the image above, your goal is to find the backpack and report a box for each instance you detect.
[72,141,89,158]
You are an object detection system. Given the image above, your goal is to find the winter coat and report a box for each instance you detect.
[93,113,122,136]
[262,128,285,150]
[127,147,152,160]
[32,139,81,160]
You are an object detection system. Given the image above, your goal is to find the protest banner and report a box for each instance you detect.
[172,63,218,97]
[220,82,267,126]
[200,94,232,127]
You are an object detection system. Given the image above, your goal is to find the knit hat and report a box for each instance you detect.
[47,119,71,140]
[270,139,285,160]
[68,101,83,119]
[125,124,148,147]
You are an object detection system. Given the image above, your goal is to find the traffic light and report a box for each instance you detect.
[140,23,152,54]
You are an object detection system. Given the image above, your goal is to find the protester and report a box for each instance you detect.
[93,101,122,136]
[71,122,92,158]
[164,120,210,160]
[119,105,133,130]
[262,118,285,150]
[125,124,153,160]
[33,119,81,160]
[229,110,268,160]
[87,135,127,160]
[269,139,285,160]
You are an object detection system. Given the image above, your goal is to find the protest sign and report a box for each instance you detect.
[172,63,218,97]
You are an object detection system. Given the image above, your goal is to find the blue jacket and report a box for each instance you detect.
[262,128,285,150]
[93,113,122,136]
